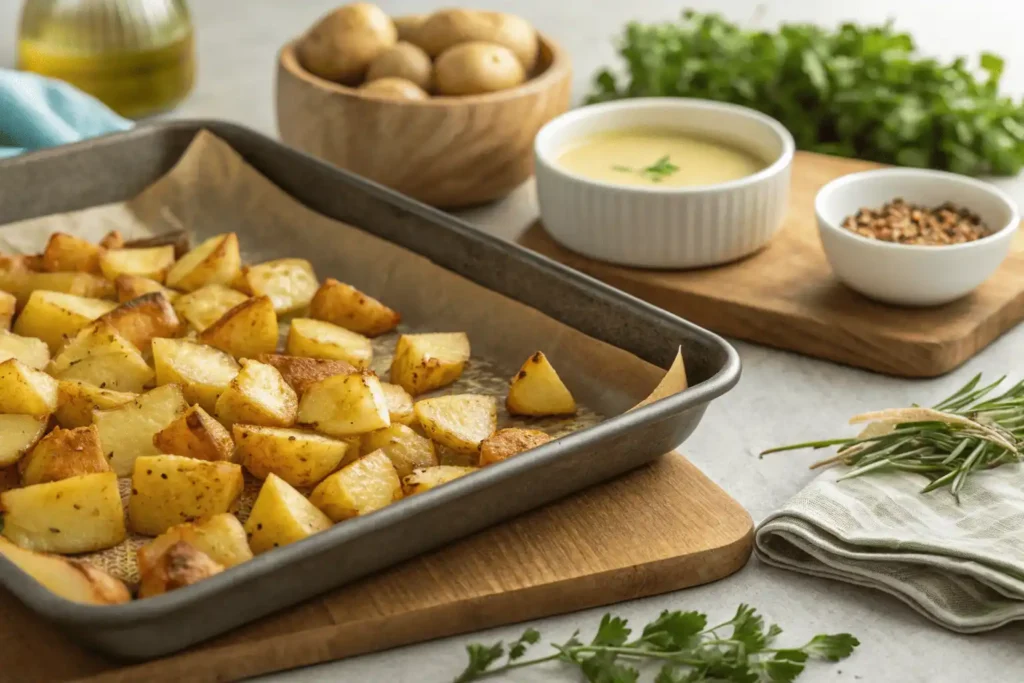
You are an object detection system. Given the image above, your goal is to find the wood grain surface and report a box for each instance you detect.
[521,151,1024,378]
[0,452,752,683]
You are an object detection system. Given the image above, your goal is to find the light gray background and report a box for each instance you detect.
[4,1,1024,681]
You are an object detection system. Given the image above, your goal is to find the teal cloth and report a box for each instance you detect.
[0,69,132,158]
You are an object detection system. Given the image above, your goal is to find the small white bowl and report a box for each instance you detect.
[534,98,794,269]
[815,169,1020,307]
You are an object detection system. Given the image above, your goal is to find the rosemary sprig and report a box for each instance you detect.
[761,374,1024,500]
[611,155,680,183]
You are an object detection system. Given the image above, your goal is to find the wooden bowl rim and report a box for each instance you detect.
[278,32,571,107]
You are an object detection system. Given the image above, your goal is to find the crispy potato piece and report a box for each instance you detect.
[49,321,137,373]
[235,424,354,488]
[0,256,34,300]
[99,246,176,283]
[0,414,48,467]
[13,291,117,352]
[125,230,191,258]
[214,359,297,428]
[309,278,400,337]
[128,455,244,536]
[152,338,239,413]
[0,537,130,605]
[0,330,50,369]
[97,292,180,350]
[99,231,125,249]
[20,425,111,486]
[506,351,576,416]
[361,423,437,478]
[1,472,125,553]
[479,427,552,466]
[309,449,401,522]
[298,371,390,437]
[173,284,249,332]
[23,271,115,304]
[137,540,224,598]
[114,274,180,303]
[241,258,319,315]
[414,394,497,454]
[0,358,58,416]
[0,290,14,330]
[41,233,103,274]
[257,354,356,395]
[137,512,252,572]
[380,382,415,425]
[401,465,478,496]
[153,405,234,462]
[55,380,135,428]
[93,384,188,476]
[166,233,242,292]
[286,317,372,367]
[199,295,278,359]
[389,332,470,396]
[48,321,154,393]
[244,473,332,554]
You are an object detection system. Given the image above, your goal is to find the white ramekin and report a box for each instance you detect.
[815,169,1019,307]
[534,98,794,269]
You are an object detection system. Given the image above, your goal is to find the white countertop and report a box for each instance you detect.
[4,1,1024,681]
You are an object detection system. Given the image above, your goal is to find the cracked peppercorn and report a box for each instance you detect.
[841,198,989,245]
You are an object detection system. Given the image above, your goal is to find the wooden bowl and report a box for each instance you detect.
[276,35,572,209]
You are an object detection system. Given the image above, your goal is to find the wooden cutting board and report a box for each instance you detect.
[521,152,1024,378]
[0,453,752,683]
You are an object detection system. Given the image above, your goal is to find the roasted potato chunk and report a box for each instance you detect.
[0,329,50,370]
[20,425,111,486]
[401,465,478,496]
[114,274,180,303]
[172,284,248,331]
[244,473,332,554]
[257,353,356,395]
[152,338,239,413]
[414,394,497,455]
[214,359,297,428]
[389,332,470,396]
[235,424,354,488]
[137,540,224,598]
[1,472,126,553]
[286,317,372,367]
[241,258,318,315]
[153,405,234,462]
[128,455,244,536]
[298,371,390,437]
[309,278,400,336]
[54,380,135,428]
[48,321,154,393]
[380,382,414,425]
[0,256,33,300]
[309,449,402,522]
[97,292,180,351]
[199,295,279,359]
[0,290,16,330]
[506,351,576,416]
[479,427,553,466]
[24,271,115,303]
[99,246,176,283]
[361,423,437,478]
[13,290,117,352]
[0,537,130,604]
[0,358,58,416]
[125,229,191,257]
[0,414,48,467]
[99,230,125,249]
[137,512,252,572]
[41,232,103,274]
[166,233,242,291]
[93,384,188,476]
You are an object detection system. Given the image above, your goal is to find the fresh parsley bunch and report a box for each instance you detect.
[587,11,1024,176]
[453,603,858,682]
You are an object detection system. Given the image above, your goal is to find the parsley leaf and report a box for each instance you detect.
[641,610,707,650]
[453,642,504,683]
[805,633,861,661]
[592,614,631,647]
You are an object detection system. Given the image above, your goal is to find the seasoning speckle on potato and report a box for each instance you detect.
[435,42,526,96]
[366,41,433,91]
[297,2,397,85]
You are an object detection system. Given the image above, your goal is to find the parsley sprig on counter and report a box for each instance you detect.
[587,11,1024,176]
[453,604,858,682]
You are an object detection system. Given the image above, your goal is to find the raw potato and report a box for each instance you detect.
[401,465,478,496]
[20,425,111,486]
[240,258,318,315]
[173,284,248,331]
[152,338,239,412]
[389,332,470,396]
[393,13,426,42]
[55,380,135,428]
[137,513,252,571]
[361,423,437,478]
[0,537,130,605]
[153,405,235,462]
[99,246,176,283]
[199,295,279,359]
[165,233,242,292]
[48,321,154,393]
[309,449,401,521]
[0,290,14,330]
[1,472,126,553]
[214,358,298,428]
[93,384,188,477]
[137,540,224,598]
[97,292,180,351]
[115,274,180,303]
[297,3,398,85]
[286,317,372,367]
[360,77,429,101]
[0,414,48,467]
[13,290,117,352]
[366,41,433,91]
[479,427,552,466]
[234,424,354,488]
[41,232,103,274]
[435,42,526,96]
[380,382,414,425]
[413,9,538,70]
[244,473,333,554]
[0,330,50,369]
[0,358,58,416]
[309,278,400,337]
[414,394,497,454]
[298,371,390,437]
[128,455,244,536]
[506,351,576,416]
[258,353,356,395]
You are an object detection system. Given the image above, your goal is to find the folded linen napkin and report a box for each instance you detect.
[0,69,131,158]
[755,464,1024,633]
